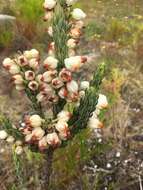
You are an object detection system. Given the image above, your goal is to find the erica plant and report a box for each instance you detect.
[0,0,108,188]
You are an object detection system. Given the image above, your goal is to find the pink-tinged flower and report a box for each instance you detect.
[72,8,86,20]
[66,80,78,93]
[43,11,53,21]
[12,74,23,85]
[48,42,55,55]
[17,55,28,66]
[15,146,23,155]
[9,64,20,75]
[39,83,53,94]
[97,94,108,109]
[28,81,39,91]
[15,84,25,91]
[31,127,45,141]
[55,121,70,140]
[2,58,15,69]
[25,133,33,143]
[88,118,104,129]
[42,70,57,83]
[36,92,47,102]
[25,70,35,81]
[47,26,53,37]
[6,136,15,143]
[43,0,56,10]
[0,130,8,140]
[58,87,68,99]
[64,56,87,71]
[29,58,39,70]
[38,136,48,151]
[70,28,81,38]
[36,74,43,84]
[67,92,79,102]
[46,132,61,146]
[52,78,64,89]
[59,68,72,82]
[80,81,90,90]
[68,49,76,56]
[43,56,58,70]
[67,38,78,48]
[66,0,77,6]
[24,49,39,60]
[57,110,71,122]
[79,90,85,98]
[28,114,43,128]
[55,121,68,133]
[74,20,84,29]
[48,94,59,103]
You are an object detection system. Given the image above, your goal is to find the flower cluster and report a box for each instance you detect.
[1,0,108,155]
[88,94,108,139]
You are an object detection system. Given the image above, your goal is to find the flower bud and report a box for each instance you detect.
[15,84,25,91]
[59,68,72,82]
[32,127,45,140]
[29,114,43,128]
[70,28,81,38]
[17,55,28,66]
[72,8,86,20]
[12,74,23,85]
[79,90,85,98]
[66,80,78,93]
[29,58,39,70]
[0,130,8,140]
[67,92,79,102]
[25,70,35,81]
[88,118,104,129]
[2,58,15,69]
[64,56,87,71]
[15,146,23,155]
[40,83,53,94]
[97,94,108,109]
[36,92,47,102]
[25,133,33,143]
[48,94,59,103]
[74,20,84,29]
[47,26,53,37]
[55,121,70,140]
[58,87,68,99]
[28,81,39,91]
[24,49,39,60]
[80,81,89,90]
[55,121,68,133]
[38,136,48,151]
[46,132,61,146]
[52,78,64,89]
[15,140,23,146]
[57,110,71,122]
[42,70,57,83]
[67,38,78,48]
[6,136,15,143]
[43,56,58,70]
[43,11,53,21]
[9,64,20,75]
[43,0,56,10]
[36,74,43,84]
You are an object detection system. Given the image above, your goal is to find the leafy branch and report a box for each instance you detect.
[69,62,106,132]
[0,115,24,140]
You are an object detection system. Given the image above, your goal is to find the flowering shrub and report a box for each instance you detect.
[0,0,108,157]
